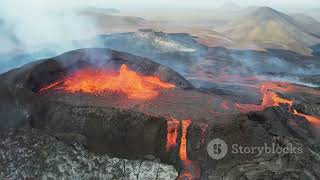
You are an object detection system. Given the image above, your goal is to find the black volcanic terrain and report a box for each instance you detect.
[1,5,320,180]
[1,48,320,179]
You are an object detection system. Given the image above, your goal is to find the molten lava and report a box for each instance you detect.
[237,82,320,128]
[236,82,294,112]
[176,119,200,180]
[166,118,193,161]
[259,83,294,107]
[293,110,320,128]
[165,118,200,179]
[39,64,175,100]
[178,172,193,180]
[179,119,192,161]
[166,118,181,151]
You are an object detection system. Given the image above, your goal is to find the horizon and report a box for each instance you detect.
[1,0,320,60]
[1,1,320,20]
[1,2,320,179]
[2,0,320,11]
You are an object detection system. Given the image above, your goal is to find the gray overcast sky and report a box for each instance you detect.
[91,0,320,10]
[3,0,319,11]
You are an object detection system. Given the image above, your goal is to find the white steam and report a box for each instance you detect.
[0,0,108,73]
[0,0,100,56]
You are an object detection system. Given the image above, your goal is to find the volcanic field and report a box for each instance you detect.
[0,48,320,179]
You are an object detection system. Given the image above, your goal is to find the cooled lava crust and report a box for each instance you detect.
[1,48,320,179]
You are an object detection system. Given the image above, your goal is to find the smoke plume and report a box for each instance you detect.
[0,0,102,72]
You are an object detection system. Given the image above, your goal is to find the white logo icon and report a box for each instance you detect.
[207,138,228,160]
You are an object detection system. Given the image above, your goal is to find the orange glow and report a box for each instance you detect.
[178,158,201,180]
[220,101,230,110]
[260,83,293,107]
[39,64,175,100]
[179,119,192,161]
[38,80,64,93]
[236,82,294,112]
[166,118,199,179]
[236,82,320,128]
[293,110,320,128]
[178,172,193,180]
[166,118,180,151]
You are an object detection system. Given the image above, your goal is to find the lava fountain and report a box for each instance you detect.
[39,64,175,100]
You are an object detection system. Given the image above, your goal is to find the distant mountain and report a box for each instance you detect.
[291,14,320,37]
[96,14,148,27]
[81,7,120,15]
[222,7,320,55]
[80,10,150,31]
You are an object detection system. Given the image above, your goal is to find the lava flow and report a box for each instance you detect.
[236,82,294,112]
[293,110,320,128]
[179,119,192,161]
[237,82,320,128]
[39,64,175,100]
[166,118,181,151]
[178,120,201,180]
[165,118,200,179]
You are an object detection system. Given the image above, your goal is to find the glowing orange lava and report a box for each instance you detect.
[177,119,201,180]
[259,83,293,107]
[178,172,193,180]
[178,161,201,180]
[236,82,320,128]
[39,64,175,100]
[293,110,320,128]
[166,118,180,151]
[166,118,199,179]
[179,119,192,161]
[236,82,296,112]
[38,80,64,92]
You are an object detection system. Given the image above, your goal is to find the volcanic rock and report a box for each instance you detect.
[1,48,320,179]
[294,102,320,118]
[31,102,168,159]
[202,107,320,180]
[0,48,193,129]
[0,128,178,179]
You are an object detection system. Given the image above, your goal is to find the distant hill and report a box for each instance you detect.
[291,14,320,37]
[222,7,320,55]
[80,10,150,29]
[97,29,200,55]
[81,7,120,15]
